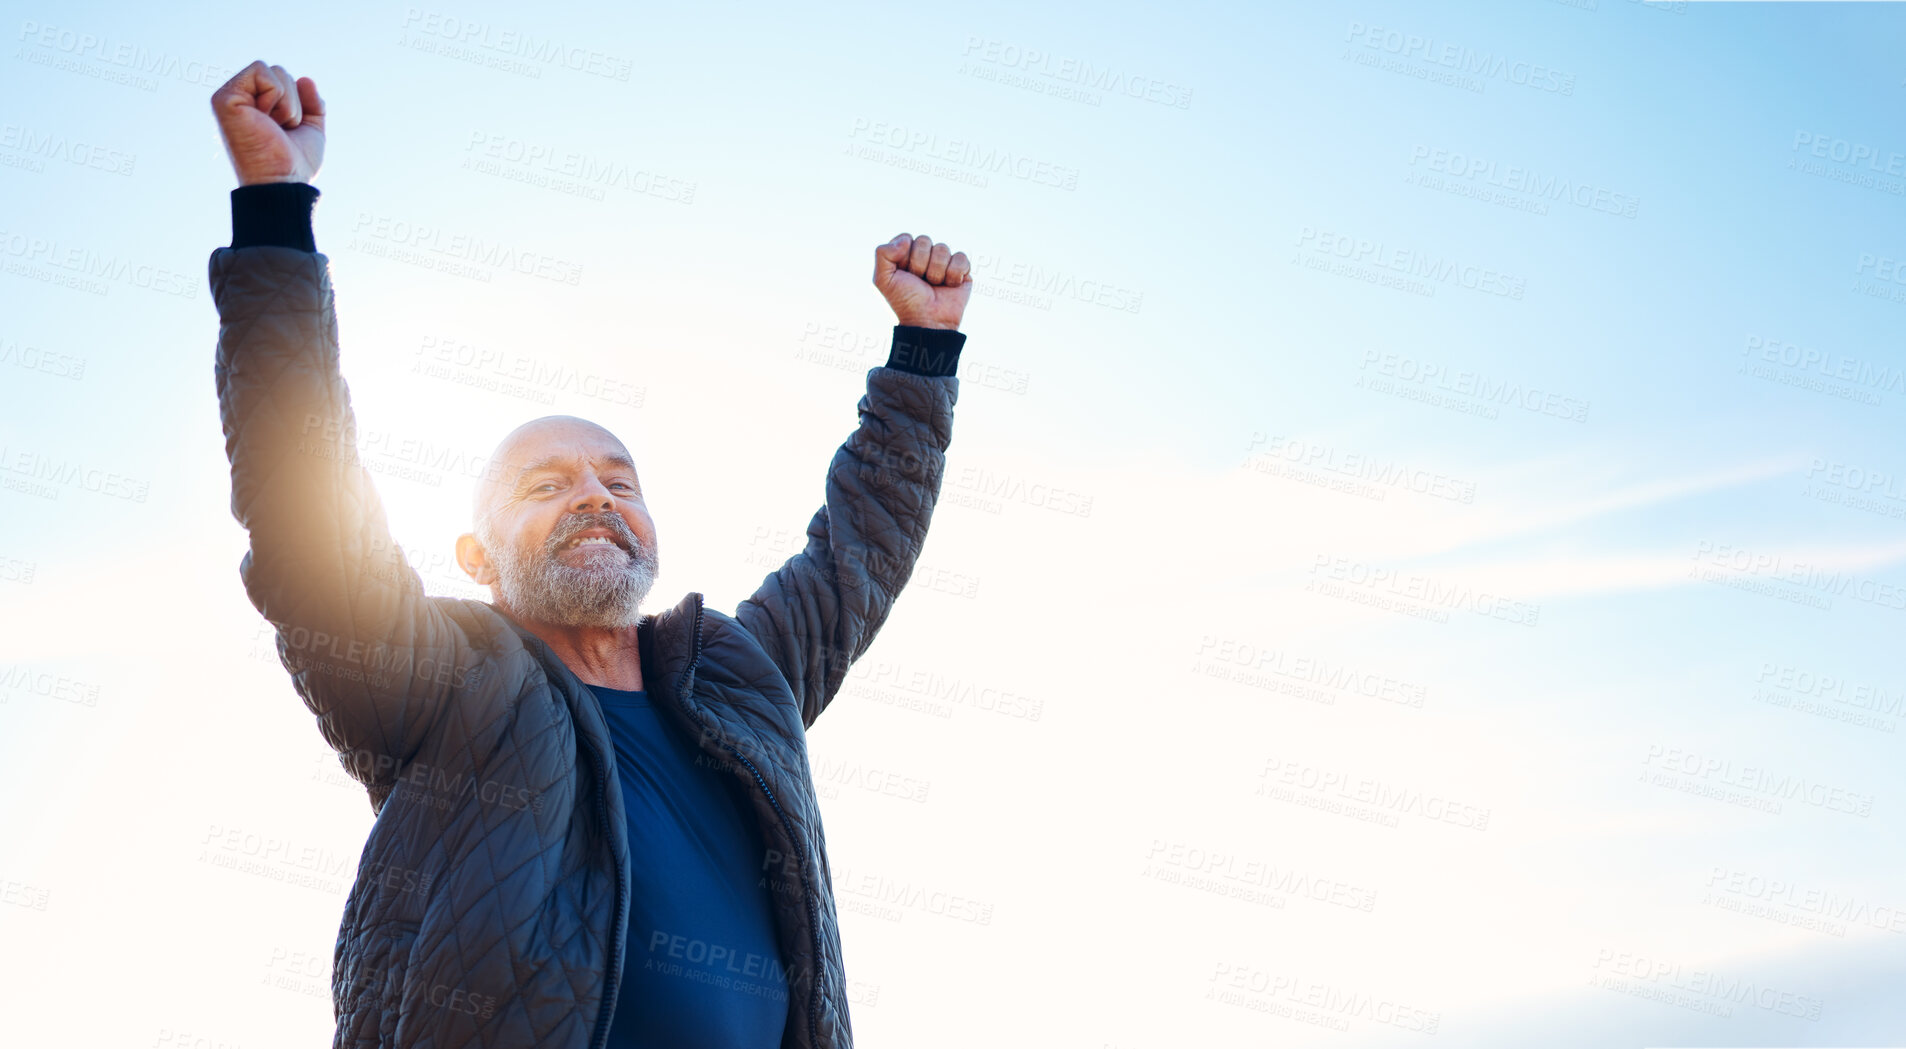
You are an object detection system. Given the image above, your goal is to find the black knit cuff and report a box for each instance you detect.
[886,325,966,377]
[230,182,320,252]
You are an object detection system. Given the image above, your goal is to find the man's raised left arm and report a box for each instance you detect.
[735,233,973,728]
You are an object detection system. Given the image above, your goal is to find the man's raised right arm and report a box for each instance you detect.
[209,62,488,808]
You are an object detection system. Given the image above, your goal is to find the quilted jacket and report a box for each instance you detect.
[209,244,961,1049]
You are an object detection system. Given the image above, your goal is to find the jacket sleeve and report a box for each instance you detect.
[735,328,963,729]
[211,236,490,805]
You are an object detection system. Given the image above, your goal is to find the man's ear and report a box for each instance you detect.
[456,533,497,585]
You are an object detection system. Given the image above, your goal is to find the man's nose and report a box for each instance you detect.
[568,472,615,512]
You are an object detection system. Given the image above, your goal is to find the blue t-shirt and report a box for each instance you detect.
[594,685,790,1049]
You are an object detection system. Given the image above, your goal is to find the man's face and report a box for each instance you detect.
[465,418,659,628]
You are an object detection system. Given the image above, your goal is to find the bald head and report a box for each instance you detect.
[473,415,636,525]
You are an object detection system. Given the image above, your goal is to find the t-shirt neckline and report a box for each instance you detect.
[591,684,650,705]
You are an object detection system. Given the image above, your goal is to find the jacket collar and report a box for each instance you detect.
[494,590,705,704]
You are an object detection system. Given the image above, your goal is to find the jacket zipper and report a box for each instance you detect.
[675,596,827,1049]
[730,746,825,1049]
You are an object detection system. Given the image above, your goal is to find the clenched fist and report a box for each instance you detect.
[211,60,326,186]
[874,234,973,331]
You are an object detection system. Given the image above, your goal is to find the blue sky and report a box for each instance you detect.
[4,1,1905,1045]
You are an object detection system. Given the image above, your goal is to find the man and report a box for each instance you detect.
[208,60,972,1049]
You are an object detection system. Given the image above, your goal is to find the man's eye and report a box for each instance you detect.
[534,483,560,493]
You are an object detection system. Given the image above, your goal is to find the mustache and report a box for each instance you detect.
[544,512,642,557]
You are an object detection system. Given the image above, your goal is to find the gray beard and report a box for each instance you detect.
[478,519,658,629]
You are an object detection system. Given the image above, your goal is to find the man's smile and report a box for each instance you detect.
[552,523,637,560]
